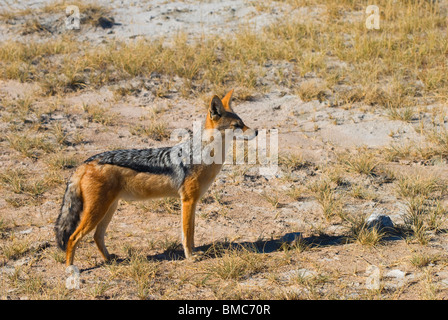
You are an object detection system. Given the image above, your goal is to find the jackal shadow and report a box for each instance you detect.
[147,232,346,261]
[81,230,402,271]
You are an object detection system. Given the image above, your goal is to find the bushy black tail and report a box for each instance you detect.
[55,173,84,251]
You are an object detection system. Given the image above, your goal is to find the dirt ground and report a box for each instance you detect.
[1,0,448,300]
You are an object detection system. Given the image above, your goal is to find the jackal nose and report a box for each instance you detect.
[255,129,258,136]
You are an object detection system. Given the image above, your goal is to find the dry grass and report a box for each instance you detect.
[345,214,386,247]
[296,80,328,102]
[395,174,447,244]
[338,148,379,176]
[278,152,308,172]
[6,133,56,158]
[309,178,343,221]
[130,122,170,141]
[82,103,117,126]
[202,244,264,281]
[2,238,31,260]
[396,174,440,199]
[261,190,280,209]
[1,0,448,300]
[0,0,445,104]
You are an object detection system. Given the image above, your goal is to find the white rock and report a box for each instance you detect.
[279,232,302,244]
[385,269,406,279]
[366,213,394,231]
[296,268,317,279]
[440,279,448,289]
[18,228,33,235]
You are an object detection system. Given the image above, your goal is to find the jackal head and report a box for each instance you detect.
[205,89,257,140]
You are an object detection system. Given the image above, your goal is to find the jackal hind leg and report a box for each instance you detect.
[94,200,119,262]
[65,187,118,266]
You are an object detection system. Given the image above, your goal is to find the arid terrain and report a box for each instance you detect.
[1,0,448,300]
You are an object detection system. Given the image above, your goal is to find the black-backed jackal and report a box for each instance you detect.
[55,90,257,266]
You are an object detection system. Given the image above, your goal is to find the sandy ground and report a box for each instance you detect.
[1,0,448,300]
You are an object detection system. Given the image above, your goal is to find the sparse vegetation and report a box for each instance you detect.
[339,148,379,176]
[1,0,448,300]
[202,245,264,281]
[0,0,445,104]
[130,122,170,141]
[309,178,343,221]
[345,214,386,247]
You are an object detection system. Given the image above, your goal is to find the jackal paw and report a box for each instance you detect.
[193,250,205,261]
[186,251,204,262]
[106,254,119,263]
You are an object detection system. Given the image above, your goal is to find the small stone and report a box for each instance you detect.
[14,257,31,267]
[97,17,115,29]
[30,241,50,253]
[0,266,15,276]
[385,269,406,279]
[279,232,303,246]
[366,213,394,231]
[440,279,448,289]
[281,268,316,281]
[18,228,33,235]
[297,268,317,279]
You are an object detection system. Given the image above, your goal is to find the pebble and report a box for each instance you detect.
[385,269,406,279]
[366,213,394,231]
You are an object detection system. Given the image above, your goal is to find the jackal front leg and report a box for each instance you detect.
[181,199,197,259]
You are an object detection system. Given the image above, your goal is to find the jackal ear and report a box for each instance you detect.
[209,95,225,120]
[221,89,234,111]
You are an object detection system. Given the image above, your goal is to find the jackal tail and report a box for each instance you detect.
[54,166,86,251]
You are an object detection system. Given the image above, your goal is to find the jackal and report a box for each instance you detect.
[55,90,257,266]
